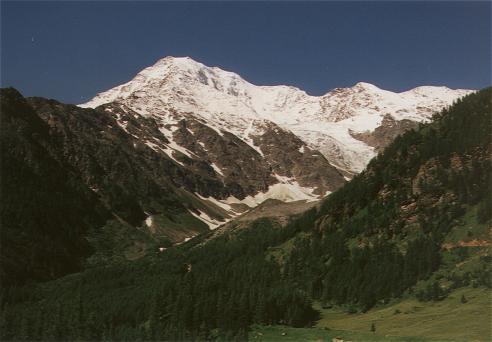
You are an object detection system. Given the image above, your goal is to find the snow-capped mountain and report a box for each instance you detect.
[80,56,473,226]
[81,56,472,173]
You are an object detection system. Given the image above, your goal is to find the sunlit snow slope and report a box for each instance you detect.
[81,56,472,176]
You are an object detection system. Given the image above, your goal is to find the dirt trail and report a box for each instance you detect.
[442,239,490,250]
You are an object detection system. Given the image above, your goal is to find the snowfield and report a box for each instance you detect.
[80,56,472,175]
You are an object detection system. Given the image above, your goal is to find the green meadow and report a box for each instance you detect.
[250,287,491,342]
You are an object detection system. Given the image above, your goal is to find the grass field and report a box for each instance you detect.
[250,287,491,342]
[249,325,444,342]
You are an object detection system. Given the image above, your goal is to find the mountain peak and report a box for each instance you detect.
[154,55,202,68]
[353,82,381,91]
[79,57,473,175]
[162,55,193,61]
[139,55,206,77]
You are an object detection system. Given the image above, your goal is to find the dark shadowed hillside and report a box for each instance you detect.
[0,88,110,285]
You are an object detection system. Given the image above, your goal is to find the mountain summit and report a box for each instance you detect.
[81,56,472,174]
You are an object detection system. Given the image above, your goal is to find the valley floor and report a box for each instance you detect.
[249,287,491,342]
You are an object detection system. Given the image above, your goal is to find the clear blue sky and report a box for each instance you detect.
[1,1,490,104]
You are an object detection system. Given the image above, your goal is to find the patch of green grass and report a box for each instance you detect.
[445,205,490,244]
[314,287,490,342]
[86,219,156,266]
[248,324,445,342]
[151,211,209,241]
[266,232,310,265]
[250,287,491,341]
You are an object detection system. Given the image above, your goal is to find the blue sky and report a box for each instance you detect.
[1,1,490,104]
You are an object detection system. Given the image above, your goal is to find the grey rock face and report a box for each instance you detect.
[98,102,346,202]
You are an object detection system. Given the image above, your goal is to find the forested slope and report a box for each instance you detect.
[0,88,220,285]
[0,88,490,341]
[279,87,491,310]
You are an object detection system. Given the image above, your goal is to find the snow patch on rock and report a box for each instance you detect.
[225,181,319,207]
[188,209,223,230]
[210,162,224,176]
[145,215,153,227]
